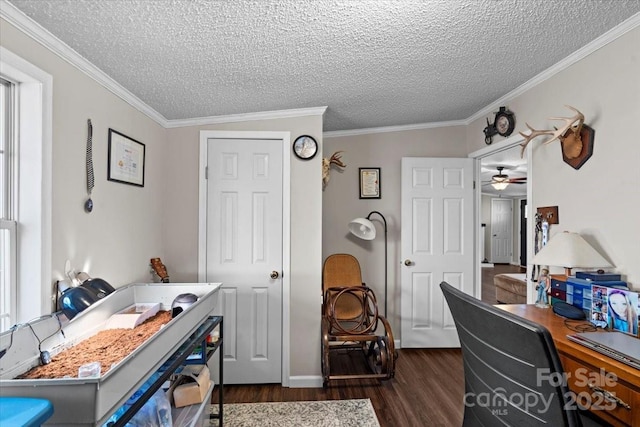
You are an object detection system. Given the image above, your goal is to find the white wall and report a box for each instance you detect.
[164,116,323,378]
[3,13,638,384]
[2,15,326,382]
[467,27,640,288]
[1,19,167,291]
[322,126,469,332]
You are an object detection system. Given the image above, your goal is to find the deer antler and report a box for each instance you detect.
[519,105,584,157]
[328,151,346,168]
[322,151,346,189]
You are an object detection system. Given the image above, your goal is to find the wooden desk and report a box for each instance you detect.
[499,305,639,427]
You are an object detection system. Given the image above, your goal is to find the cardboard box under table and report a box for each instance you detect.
[169,364,212,408]
[0,282,221,426]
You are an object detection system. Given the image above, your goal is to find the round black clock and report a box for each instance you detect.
[293,135,318,160]
[494,109,515,137]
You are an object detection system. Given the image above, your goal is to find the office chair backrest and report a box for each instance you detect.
[440,281,582,427]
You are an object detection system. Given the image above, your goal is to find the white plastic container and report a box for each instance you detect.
[0,282,221,426]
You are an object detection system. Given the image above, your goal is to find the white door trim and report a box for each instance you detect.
[469,135,533,302]
[198,130,291,386]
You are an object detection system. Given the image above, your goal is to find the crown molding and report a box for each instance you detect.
[323,119,466,138]
[165,106,327,129]
[2,0,638,133]
[1,1,326,129]
[466,12,640,125]
[327,12,640,137]
[0,0,169,126]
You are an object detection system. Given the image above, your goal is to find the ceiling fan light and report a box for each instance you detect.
[490,171,510,190]
[491,181,509,190]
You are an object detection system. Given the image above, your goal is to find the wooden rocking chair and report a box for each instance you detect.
[321,253,395,387]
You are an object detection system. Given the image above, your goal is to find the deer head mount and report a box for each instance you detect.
[322,151,346,189]
[519,105,595,169]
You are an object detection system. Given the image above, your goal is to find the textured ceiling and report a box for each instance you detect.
[6,0,640,132]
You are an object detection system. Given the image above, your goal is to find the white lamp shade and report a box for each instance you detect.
[531,231,612,269]
[348,217,376,240]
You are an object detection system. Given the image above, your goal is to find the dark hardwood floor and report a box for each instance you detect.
[213,265,525,426]
[213,348,464,426]
[481,263,526,304]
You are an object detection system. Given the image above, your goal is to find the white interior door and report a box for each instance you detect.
[490,198,513,264]
[400,157,474,347]
[203,136,283,384]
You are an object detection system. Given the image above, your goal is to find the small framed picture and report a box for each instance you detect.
[108,129,145,187]
[359,167,381,199]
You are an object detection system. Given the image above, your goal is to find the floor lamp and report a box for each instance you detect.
[348,211,388,317]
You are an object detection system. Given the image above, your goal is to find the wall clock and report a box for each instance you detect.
[495,107,516,137]
[293,135,318,160]
[483,106,516,144]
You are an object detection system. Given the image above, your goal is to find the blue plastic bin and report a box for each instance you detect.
[0,397,53,426]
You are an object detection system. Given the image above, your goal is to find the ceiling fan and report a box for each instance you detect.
[484,166,527,190]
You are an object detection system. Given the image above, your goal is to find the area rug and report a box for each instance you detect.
[209,398,380,427]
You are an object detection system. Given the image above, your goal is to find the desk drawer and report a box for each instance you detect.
[550,288,566,301]
[561,356,636,426]
[551,278,567,292]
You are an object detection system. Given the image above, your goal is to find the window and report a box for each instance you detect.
[0,47,52,332]
[0,77,16,331]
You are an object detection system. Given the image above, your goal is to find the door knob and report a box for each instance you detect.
[270,271,279,279]
[404,259,413,266]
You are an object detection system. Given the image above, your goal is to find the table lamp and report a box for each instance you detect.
[531,231,612,277]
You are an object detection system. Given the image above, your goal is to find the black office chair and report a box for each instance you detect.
[440,281,603,427]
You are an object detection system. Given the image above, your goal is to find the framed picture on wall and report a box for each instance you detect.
[359,167,381,199]
[107,128,145,187]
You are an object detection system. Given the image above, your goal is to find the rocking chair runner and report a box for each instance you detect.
[321,254,396,387]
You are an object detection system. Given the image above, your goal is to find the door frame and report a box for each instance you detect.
[469,134,533,302]
[197,130,291,386]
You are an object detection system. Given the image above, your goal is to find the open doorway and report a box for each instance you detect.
[470,136,532,304]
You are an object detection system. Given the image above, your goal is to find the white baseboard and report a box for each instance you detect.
[288,375,323,388]
[481,262,494,268]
